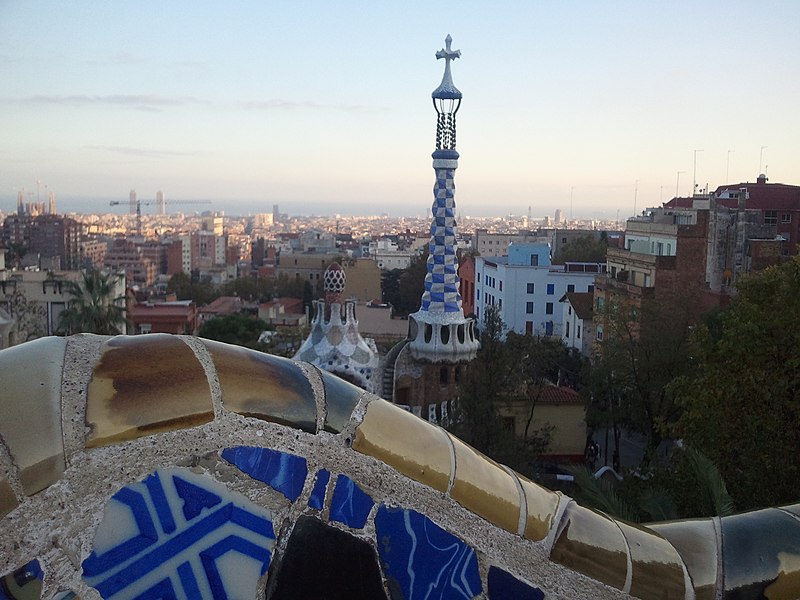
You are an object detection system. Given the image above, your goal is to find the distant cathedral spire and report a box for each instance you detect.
[407,35,478,363]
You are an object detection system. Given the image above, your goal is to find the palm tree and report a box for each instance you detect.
[58,269,126,335]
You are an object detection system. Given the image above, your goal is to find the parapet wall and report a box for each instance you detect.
[0,334,797,599]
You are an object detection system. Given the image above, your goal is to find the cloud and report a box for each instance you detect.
[86,145,201,158]
[16,94,205,111]
[243,99,378,113]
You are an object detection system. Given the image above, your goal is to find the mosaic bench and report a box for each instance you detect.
[0,334,798,599]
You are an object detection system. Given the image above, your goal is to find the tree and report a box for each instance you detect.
[588,294,694,466]
[167,272,218,306]
[552,234,608,264]
[671,256,800,510]
[58,269,126,335]
[199,314,272,349]
[447,306,554,476]
[394,248,428,316]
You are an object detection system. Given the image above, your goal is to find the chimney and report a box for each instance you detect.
[757,174,768,184]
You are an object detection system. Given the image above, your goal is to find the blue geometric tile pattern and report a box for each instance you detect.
[487,566,544,599]
[309,469,330,510]
[375,505,482,599]
[82,468,276,600]
[421,167,464,314]
[329,474,374,529]
[221,446,308,502]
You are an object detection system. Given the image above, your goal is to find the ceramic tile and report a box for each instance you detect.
[86,335,212,447]
[618,521,688,599]
[0,559,43,599]
[352,399,452,493]
[52,593,79,600]
[0,476,18,519]
[0,337,67,495]
[448,434,521,534]
[318,369,364,433]
[517,473,561,541]
[779,503,800,519]
[82,467,275,599]
[221,446,307,502]
[309,469,330,510]
[203,339,317,433]
[329,474,374,529]
[487,566,544,600]
[720,507,800,599]
[267,515,388,599]
[648,518,718,600]
[376,505,482,599]
[550,502,629,590]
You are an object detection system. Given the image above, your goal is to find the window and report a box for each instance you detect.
[588,285,594,293]
[597,297,605,310]
[561,237,567,244]
[764,210,778,225]
[565,322,570,337]
[525,321,533,334]
[527,283,535,294]
[577,325,581,339]
[546,302,554,315]
[499,281,503,291]
[547,284,555,295]
[477,273,480,283]
[476,289,480,301]
[545,321,554,336]
[568,306,572,315]
[526,302,534,314]
[596,326,604,341]
[498,299,502,309]
[439,366,449,385]
[782,213,792,224]
[567,284,575,293]
[530,254,539,266]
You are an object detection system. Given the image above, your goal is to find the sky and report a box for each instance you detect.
[1,1,799,219]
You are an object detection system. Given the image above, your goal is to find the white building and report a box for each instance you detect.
[368,238,417,270]
[560,291,594,357]
[474,243,604,337]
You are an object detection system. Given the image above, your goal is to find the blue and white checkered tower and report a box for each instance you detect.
[408,35,479,363]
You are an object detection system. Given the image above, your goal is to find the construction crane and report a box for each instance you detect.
[109,198,211,236]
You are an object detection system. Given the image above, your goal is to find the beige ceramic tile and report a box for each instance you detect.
[0,476,17,518]
[516,473,561,541]
[0,337,67,495]
[648,519,718,600]
[86,335,212,447]
[203,340,317,432]
[352,399,451,492]
[550,502,629,590]
[447,434,521,534]
[618,521,688,599]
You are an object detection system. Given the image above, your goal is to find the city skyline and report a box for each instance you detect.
[1,1,799,219]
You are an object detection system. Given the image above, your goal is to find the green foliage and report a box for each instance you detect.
[568,466,638,522]
[672,256,800,510]
[167,272,218,306]
[198,314,272,350]
[219,276,274,302]
[381,248,428,316]
[589,295,694,464]
[57,269,126,335]
[446,306,580,477]
[571,447,732,522]
[553,234,608,264]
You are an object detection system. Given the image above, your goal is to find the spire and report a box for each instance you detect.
[407,36,478,363]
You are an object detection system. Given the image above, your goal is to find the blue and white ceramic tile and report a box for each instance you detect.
[82,467,276,600]
[53,593,79,600]
[309,469,330,510]
[0,559,43,600]
[375,505,482,599]
[221,446,307,502]
[329,474,374,529]
[487,566,544,600]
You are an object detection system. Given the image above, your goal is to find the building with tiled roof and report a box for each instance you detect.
[560,291,594,356]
